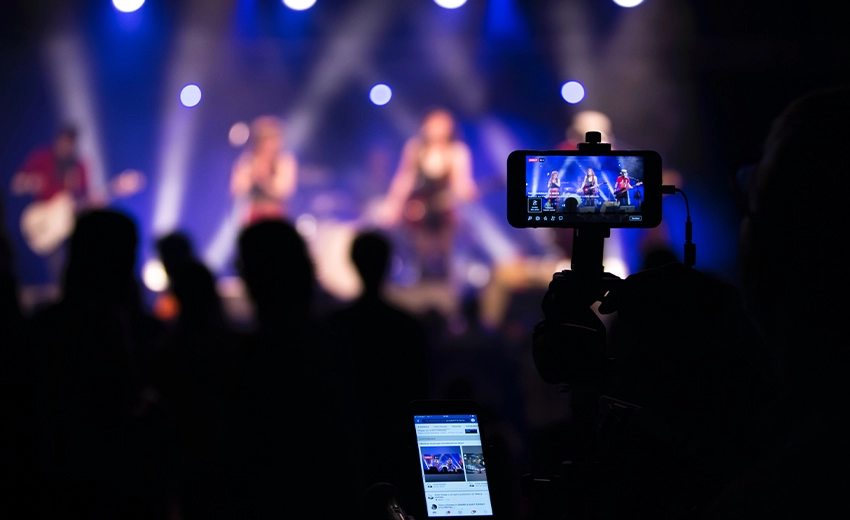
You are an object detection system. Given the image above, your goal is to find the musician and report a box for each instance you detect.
[11,125,89,205]
[380,108,478,280]
[230,116,298,224]
[546,170,561,211]
[11,126,91,282]
[614,168,633,206]
[581,168,600,207]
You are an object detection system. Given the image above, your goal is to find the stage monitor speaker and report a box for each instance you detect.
[579,206,597,213]
[601,201,619,213]
[619,206,635,213]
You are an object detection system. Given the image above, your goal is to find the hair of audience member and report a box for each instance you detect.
[739,85,850,394]
[237,219,314,321]
[169,259,223,325]
[63,209,139,303]
[156,231,194,276]
[350,230,391,297]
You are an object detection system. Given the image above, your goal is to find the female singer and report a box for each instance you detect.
[230,116,298,224]
[546,170,561,210]
[380,109,478,280]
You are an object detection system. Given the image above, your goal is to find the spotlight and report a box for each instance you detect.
[434,0,467,8]
[369,84,392,106]
[180,84,202,107]
[228,122,250,146]
[283,0,317,10]
[113,0,145,13]
[142,258,169,292]
[561,81,585,104]
[612,0,644,7]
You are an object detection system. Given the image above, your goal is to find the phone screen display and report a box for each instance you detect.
[413,414,494,517]
[524,154,647,225]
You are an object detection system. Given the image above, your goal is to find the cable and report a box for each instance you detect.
[662,185,696,267]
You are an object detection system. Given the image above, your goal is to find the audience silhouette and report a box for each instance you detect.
[696,85,850,519]
[227,219,355,518]
[328,230,429,493]
[26,209,171,519]
[149,256,240,520]
[1,186,30,517]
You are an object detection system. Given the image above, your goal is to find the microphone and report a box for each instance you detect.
[362,483,414,520]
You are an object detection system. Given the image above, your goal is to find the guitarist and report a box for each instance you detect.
[11,126,90,281]
[614,168,641,206]
[581,168,601,207]
[12,126,89,205]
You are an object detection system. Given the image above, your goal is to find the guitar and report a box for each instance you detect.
[612,181,643,199]
[19,170,145,255]
[582,181,608,195]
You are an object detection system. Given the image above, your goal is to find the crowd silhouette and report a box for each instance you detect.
[2,85,849,519]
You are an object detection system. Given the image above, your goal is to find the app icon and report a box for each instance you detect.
[535,216,540,220]
[558,216,564,220]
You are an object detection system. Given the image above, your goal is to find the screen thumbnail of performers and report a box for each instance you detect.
[462,449,487,481]
[420,446,465,482]
[524,155,644,223]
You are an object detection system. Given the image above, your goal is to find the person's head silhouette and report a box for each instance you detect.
[351,230,391,298]
[63,209,138,304]
[169,259,222,326]
[237,219,314,326]
[739,85,850,397]
[156,231,194,277]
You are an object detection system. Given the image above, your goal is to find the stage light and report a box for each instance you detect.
[612,0,644,7]
[434,0,467,8]
[561,81,585,104]
[228,122,250,146]
[369,83,392,106]
[180,84,202,107]
[142,258,169,292]
[113,0,145,13]
[283,0,317,11]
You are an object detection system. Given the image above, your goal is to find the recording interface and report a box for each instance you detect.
[525,155,646,225]
[414,414,493,517]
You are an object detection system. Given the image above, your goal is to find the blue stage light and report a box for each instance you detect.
[283,0,317,10]
[613,0,644,7]
[434,0,468,8]
[561,81,585,104]
[113,0,145,13]
[180,84,202,107]
[369,84,392,106]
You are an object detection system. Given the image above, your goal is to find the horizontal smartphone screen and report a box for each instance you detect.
[524,154,646,225]
[414,414,494,517]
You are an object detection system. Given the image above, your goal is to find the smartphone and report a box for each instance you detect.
[507,150,663,229]
[409,400,497,519]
